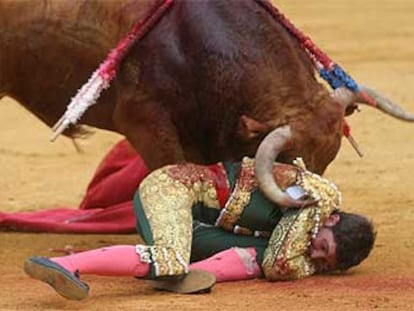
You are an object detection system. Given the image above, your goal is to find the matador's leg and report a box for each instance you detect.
[133,167,194,279]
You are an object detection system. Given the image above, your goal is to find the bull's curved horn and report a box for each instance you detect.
[359,85,414,121]
[254,125,317,208]
[333,86,414,121]
[331,87,356,112]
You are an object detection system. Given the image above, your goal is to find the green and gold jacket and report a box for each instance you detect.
[133,157,341,281]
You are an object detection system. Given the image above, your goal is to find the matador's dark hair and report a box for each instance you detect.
[331,211,376,271]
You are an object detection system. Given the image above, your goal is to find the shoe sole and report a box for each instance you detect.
[150,269,216,294]
[24,257,89,300]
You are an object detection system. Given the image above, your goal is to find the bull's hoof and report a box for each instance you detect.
[150,269,216,294]
[24,256,89,300]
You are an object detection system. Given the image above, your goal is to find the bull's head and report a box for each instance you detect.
[254,86,414,208]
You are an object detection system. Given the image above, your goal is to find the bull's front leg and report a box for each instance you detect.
[113,94,185,171]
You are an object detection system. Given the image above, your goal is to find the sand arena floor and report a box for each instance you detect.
[1,1,414,310]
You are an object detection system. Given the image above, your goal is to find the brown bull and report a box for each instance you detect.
[1,0,413,206]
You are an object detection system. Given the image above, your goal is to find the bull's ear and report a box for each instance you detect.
[239,115,268,139]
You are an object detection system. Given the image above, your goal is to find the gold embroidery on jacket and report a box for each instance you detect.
[215,157,257,231]
[262,158,342,281]
[167,163,226,209]
[262,209,316,281]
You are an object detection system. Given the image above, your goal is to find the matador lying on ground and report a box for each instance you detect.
[24,156,375,300]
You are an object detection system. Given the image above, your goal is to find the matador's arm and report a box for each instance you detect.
[261,160,342,281]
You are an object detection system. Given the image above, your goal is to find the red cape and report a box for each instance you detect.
[0,140,149,233]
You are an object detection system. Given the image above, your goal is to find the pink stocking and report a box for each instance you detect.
[189,247,261,282]
[51,245,150,277]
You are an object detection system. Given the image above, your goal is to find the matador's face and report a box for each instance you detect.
[308,214,341,272]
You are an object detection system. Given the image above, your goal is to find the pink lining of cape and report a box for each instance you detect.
[0,140,149,233]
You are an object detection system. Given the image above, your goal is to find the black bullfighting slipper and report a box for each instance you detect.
[150,269,216,294]
[24,256,89,300]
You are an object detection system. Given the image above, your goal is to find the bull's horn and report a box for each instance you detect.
[333,86,414,121]
[254,125,317,208]
[359,85,414,121]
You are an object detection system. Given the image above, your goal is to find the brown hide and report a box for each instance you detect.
[0,0,154,131]
[0,0,345,174]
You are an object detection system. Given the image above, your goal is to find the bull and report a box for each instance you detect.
[1,0,413,206]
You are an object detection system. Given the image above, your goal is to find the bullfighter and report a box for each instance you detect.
[24,157,375,300]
